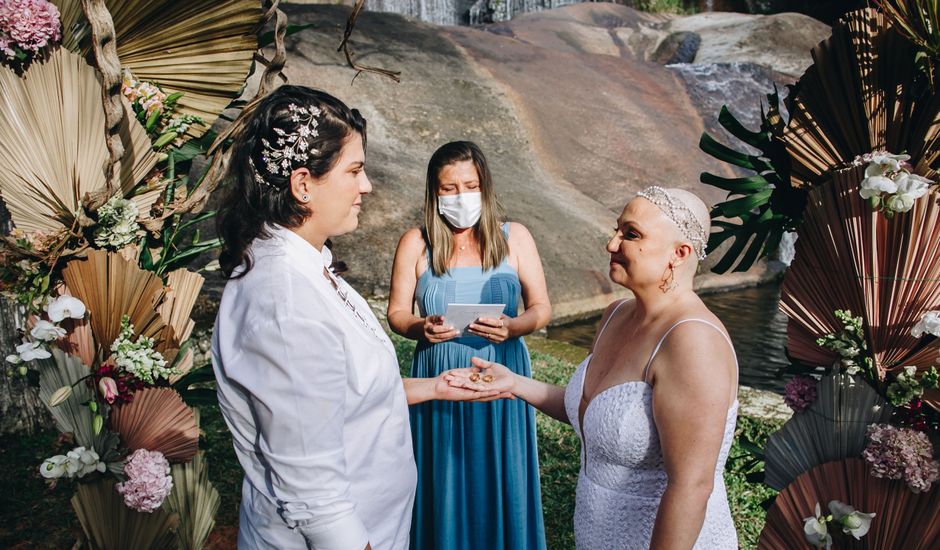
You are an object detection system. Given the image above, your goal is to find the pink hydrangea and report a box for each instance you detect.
[0,0,61,59]
[862,423,939,493]
[784,376,818,413]
[115,449,173,513]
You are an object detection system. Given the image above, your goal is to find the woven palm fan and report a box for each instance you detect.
[0,48,158,235]
[759,458,940,549]
[764,373,892,490]
[164,450,221,550]
[54,0,262,138]
[61,249,167,354]
[110,387,199,462]
[783,8,940,187]
[780,166,940,377]
[72,479,179,550]
[38,348,97,448]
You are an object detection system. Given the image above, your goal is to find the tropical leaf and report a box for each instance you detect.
[110,387,199,462]
[0,48,158,235]
[72,479,179,550]
[53,0,263,139]
[698,90,807,273]
[164,451,221,550]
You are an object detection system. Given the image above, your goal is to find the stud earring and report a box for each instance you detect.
[301,194,309,202]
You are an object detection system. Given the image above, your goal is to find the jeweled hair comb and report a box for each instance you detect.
[251,103,322,188]
[636,186,708,260]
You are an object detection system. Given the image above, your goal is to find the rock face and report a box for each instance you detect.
[201,3,828,321]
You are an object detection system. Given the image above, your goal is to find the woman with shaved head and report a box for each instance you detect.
[451,187,739,549]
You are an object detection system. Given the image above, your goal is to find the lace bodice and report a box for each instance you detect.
[562,307,739,549]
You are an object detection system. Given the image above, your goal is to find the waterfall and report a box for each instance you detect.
[705,0,714,11]
[365,0,582,26]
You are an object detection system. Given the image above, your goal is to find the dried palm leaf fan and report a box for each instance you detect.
[759,459,940,549]
[61,249,167,356]
[0,48,158,235]
[154,268,204,369]
[37,348,98,448]
[764,373,893,490]
[110,387,199,462]
[783,8,940,187]
[780,166,940,377]
[53,0,262,139]
[164,451,221,550]
[72,479,179,550]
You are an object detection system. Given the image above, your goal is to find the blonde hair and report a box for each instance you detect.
[423,141,508,276]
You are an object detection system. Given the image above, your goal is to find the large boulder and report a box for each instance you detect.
[200,3,826,321]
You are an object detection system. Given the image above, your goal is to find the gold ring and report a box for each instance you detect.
[469,373,481,382]
[483,374,494,383]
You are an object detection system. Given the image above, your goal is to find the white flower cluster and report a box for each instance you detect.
[5,295,85,365]
[93,195,140,249]
[912,310,940,339]
[111,315,178,384]
[855,151,933,214]
[39,446,106,480]
[803,501,875,548]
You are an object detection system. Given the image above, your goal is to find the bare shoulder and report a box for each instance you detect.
[654,313,736,390]
[505,221,536,248]
[397,227,426,255]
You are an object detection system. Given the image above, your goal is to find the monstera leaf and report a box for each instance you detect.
[698,89,808,273]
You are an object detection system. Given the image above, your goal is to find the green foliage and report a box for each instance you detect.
[699,90,809,273]
[725,416,782,549]
[634,0,695,14]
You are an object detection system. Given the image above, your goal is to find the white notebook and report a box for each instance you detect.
[443,303,507,337]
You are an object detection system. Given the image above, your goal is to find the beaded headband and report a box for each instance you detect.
[635,186,708,260]
[251,103,323,189]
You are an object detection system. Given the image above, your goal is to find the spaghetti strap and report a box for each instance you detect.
[592,299,629,352]
[643,319,738,385]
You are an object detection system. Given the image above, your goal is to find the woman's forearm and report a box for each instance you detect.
[508,303,551,338]
[648,482,712,549]
[402,377,436,405]
[388,310,425,341]
[513,373,569,423]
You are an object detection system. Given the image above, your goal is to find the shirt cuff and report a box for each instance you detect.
[296,512,369,550]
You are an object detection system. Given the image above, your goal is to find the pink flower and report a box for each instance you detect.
[784,376,818,413]
[862,423,939,493]
[98,377,118,404]
[115,449,173,513]
[0,0,61,59]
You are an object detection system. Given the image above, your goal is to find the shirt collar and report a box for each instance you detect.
[266,224,334,271]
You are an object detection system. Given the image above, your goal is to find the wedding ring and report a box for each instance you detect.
[483,374,494,383]
[469,373,481,382]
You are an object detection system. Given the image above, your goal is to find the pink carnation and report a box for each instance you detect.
[862,423,938,493]
[784,376,818,413]
[0,0,61,59]
[115,449,173,513]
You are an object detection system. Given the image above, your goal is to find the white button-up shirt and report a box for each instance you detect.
[211,225,416,549]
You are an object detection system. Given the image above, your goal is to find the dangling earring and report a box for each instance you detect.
[659,263,677,293]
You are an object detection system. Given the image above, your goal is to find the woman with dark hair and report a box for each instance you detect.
[211,88,497,550]
[387,141,552,549]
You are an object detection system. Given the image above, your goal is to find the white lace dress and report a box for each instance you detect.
[563,313,739,550]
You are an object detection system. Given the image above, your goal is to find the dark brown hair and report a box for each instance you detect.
[217,86,366,278]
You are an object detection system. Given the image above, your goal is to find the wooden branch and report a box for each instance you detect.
[338,0,402,83]
[81,0,125,195]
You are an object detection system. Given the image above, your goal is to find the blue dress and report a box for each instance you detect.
[409,226,547,550]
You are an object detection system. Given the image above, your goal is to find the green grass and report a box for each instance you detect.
[0,333,777,548]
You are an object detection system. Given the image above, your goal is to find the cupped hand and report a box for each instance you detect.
[424,315,459,344]
[444,357,517,400]
[468,315,511,344]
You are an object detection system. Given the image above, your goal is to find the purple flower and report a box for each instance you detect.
[785,376,818,413]
[862,423,939,493]
[115,449,173,513]
[0,0,61,59]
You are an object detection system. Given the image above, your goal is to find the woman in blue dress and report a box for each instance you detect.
[387,141,552,549]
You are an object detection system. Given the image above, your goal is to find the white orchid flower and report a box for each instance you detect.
[859,175,898,199]
[16,341,50,362]
[5,353,21,364]
[30,320,66,342]
[39,455,68,479]
[912,311,940,338]
[828,500,875,540]
[46,295,86,323]
[884,172,932,213]
[803,503,832,549]
[865,152,910,178]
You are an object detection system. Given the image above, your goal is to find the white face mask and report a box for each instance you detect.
[437,192,482,229]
